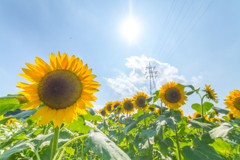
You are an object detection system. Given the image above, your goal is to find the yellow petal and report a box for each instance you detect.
[18,73,36,83]
[76,107,87,115]
[61,53,69,69]
[53,109,65,128]
[64,107,73,124]
[20,100,41,110]
[49,53,57,70]
[22,68,41,82]
[41,109,56,126]
[76,99,85,109]
[32,106,49,119]
[35,57,52,73]
[84,100,94,108]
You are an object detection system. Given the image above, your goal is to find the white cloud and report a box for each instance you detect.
[105,55,187,98]
[191,75,203,87]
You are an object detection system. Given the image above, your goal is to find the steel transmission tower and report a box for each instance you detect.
[145,62,158,96]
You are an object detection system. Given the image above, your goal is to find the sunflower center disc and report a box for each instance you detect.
[165,87,181,103]
[101,110,106,116]
[38,70,82,109]
[107,104,112,111]
[124,101,134,111]
[114,103,120,109]
[136,96,146,108]
[234,97,240,110]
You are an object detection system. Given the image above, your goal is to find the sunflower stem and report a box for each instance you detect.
[50,126,60,160]
[35,150,41,160]
[81,139,84,160]
[174,124,181,160]
[200,94,207,134]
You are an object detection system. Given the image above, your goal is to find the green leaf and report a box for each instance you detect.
[85,107,99,116]
[0,110,36,124]
[146,96,155,103]
[202,102,214,113]
[0,127,30,148]
[191,103,201,113]
[212,106,229,115]
[185,90,195,96]
[83,110,103,122]
[67,118,93,134]
[123,113,153,133]
[158,138,173,157]
[0,104,24,117]
[182,138,224,160]
[153,90,159,103]
[184,84,195,90]
[65,147,75,157]
[88,129,131,160]
[210,138,231,156]
[209,122,233,139]
[118,132,125,143]
[139,127,156,139]
[123,120,138,133]
[188,119,214,131]
[153,115,174,138]
[202,133,215,144]
[170,110,182,123]
[191,102,213,115]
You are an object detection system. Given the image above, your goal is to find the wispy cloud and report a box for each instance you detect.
[191,75,203,87]
[105,55,187,98]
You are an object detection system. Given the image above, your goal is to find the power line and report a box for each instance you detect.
[157,0,179,59]
[159,0,188,59]
[165,0,214,63]
[151,0,176,57]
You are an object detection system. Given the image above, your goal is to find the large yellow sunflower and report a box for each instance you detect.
[17,52,100,128]
[204,84,219,103]
[122,98,135,115]
[105,102,113,114]
[224,90,240,118]
[112,100,122,113]
[133,92,149,110]
[159,82,187,109]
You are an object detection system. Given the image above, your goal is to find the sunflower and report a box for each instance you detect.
[4,116,17,126]
[105,102,113,114]
[149,107,156,112]
[192,112,201,119]
[187,115,191,119]
[178,109,184,118]
[227,112,236,120]
[224,90,240,118]
[159,82,187,109]
[17,52,100,128]
[122,98,135,115]
[213,110,219,117]
[112,100,122,113]
[133,92,149,110]
[204,84,219,103]
[97,108,107,117]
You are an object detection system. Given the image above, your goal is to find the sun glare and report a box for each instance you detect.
[121,17,140,42]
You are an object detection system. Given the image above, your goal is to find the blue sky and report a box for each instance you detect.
[0,0,239,117]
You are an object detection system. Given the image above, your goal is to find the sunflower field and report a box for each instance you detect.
[1,52,240,160]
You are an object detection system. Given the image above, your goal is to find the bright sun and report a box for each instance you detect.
[121,17,140,42]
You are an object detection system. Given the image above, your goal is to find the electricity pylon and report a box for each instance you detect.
[145,62,158,97]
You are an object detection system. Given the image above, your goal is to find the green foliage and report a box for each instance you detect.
[88,129,131,160]
[191,102,213,115]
